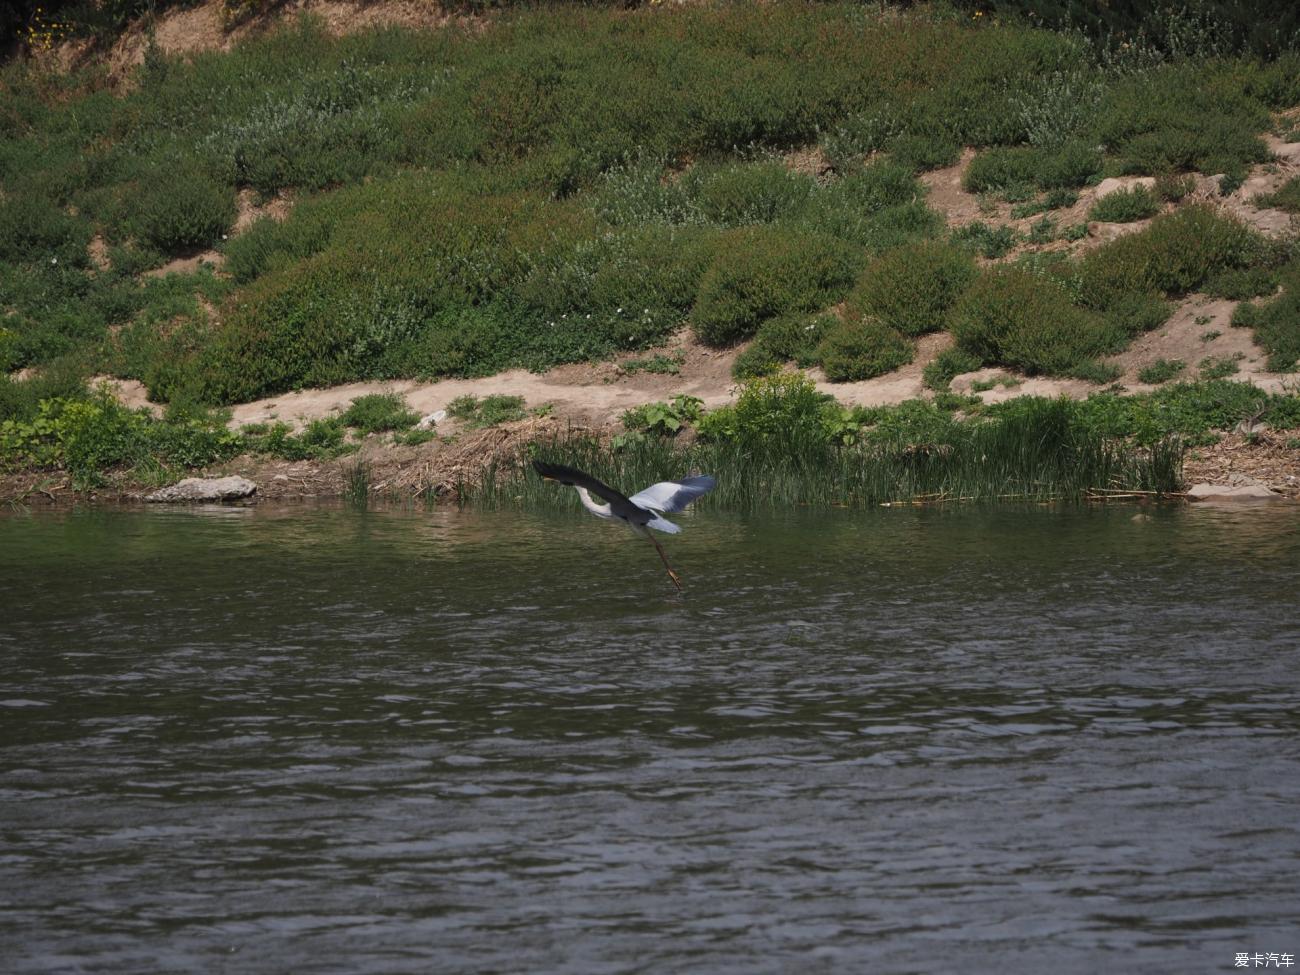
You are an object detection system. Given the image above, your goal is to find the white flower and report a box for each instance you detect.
[50,257,57,264]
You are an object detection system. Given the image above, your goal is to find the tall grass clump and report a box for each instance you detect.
[466,386,1183,511]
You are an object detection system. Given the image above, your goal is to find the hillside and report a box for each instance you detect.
[3,0,1300,501]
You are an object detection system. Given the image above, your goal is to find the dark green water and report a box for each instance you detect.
[2,502,1299,973]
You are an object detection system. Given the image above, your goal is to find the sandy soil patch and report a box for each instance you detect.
[103,0,476,85]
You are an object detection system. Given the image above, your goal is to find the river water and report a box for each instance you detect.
[2,502,1298,973]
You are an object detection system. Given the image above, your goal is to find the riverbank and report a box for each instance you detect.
[4,376,1298,507]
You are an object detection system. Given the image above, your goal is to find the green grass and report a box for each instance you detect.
[951,222,1017,259]
[1137,359,1186,384]
[1230,269,1300,371]
[1256,177,1300,213]
[339,392,418,434]
[1088,185,1160,223]
[463,395,1183,510]
[447,394,528,428]
[2,1,1299,408]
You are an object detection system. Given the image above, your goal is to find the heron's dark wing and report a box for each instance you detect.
[532,460,631,505]
[627,475,716,514]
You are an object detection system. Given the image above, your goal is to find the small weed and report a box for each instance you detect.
[1027,216,1057,244]
[621,395,704,436]
[393,427,438,446]
[620,351,684,376]
[1199,354,1244,380]
[1061,222,1089,241]
[1200,330,1222,342]
[447,394,528,428]
[1138,359,1185,384]
[951,222,1017,259]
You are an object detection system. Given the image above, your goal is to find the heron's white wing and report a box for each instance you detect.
[646,515,681,534]
[628,475,717,514]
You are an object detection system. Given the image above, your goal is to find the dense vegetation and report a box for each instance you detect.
[3,1,1300,419]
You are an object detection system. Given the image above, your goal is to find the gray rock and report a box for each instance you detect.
[1093,176,1156,199]
[146,475,257,503]
[1186,483,1279,501]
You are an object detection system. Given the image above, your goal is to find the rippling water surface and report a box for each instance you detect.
[2,502,1299,973]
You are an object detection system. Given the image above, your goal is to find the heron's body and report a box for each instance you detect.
[532,460,716,590]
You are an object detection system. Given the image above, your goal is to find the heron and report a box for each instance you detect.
[532,460,716,592]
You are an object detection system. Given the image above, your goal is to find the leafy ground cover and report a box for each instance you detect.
[3,1,1300,418]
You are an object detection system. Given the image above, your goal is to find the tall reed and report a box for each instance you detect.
[458,402,1183,511]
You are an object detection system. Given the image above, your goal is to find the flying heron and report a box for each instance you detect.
[532,460,716,591]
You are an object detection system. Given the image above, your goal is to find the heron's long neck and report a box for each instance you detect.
[574,487,614,519]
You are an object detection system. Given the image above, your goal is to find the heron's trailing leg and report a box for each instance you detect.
[646,532,683,592]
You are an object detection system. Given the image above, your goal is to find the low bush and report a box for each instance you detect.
[446,394,528,428]
[816,316,913,382]
[1231,282,1300,372]
[922,346,983,391]
[963,141,1101,194]
[951,221,1017,259]
[844,240,976,338]
[340,392,418,434]
[1088,185,1160,223]
[1137,359,1186,384]
[127,164,237,254]
[691,226,859,346]
[1078,206,1265,309]
[1256,177,1300,214]
[732,311,833,380]
[951,266,1123,375]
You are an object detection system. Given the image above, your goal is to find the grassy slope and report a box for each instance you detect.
[2,1,1299,414]
[2,1,1300,503]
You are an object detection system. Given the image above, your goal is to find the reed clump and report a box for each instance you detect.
[459,377,1185,510]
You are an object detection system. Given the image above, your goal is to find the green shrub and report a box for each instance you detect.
[845,240,976,338]
[951,266,1122,375]
[1154,172,1196,202]
[1078,206,1264,308]
[1088,185,1160,223]
[888,132,961,172]
[922,346,983,391]
[621,395,703,436]
[1138,359,1186,384]
[732,311,833,380]
[700,373,836,451]
[1231,280,1300,371]
[951,221,1017,259]
[689,161,815,226]
[340,392,418,434]
[128,164,236,254]
[447,393,528,428]
[1256,177,1300,214]
[1204,265,1280,300]
[816,316,913,382]
[691,226,859,346]
[963,141,1101,194]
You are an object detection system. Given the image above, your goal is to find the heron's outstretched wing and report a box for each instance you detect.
[628,475,717,514]
[532,460,631,506]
